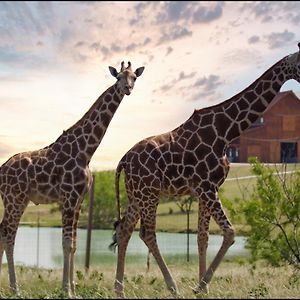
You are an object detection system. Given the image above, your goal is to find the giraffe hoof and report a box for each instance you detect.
[169,285,179,296]
[10,285,20,296]
[192,283,209,294]
[115,279,125,298]
[115,291,125,299]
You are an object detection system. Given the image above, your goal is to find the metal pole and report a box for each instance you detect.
[146,249,151,272]
[37,208,40,268]
[187,209,190,262]
[85,174,95,273]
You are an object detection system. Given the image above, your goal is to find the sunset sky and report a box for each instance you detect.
[0,1,300,171]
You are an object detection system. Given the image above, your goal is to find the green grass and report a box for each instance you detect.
[0,163,299,298]
[0,259,298,298]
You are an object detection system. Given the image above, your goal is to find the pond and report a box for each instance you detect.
[2,227,249,269]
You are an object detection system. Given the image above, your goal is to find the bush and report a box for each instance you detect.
[242,158,300,268]
[82,170,127,229]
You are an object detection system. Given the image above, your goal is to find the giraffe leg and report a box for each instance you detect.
[193,200,211,294]
[114,203,140,299]
[70,206,81,296]
[139,202,178,295]
[194,190,235,294]
[1,195,29,294]
[62,202,78,298]
[0,225,4,284]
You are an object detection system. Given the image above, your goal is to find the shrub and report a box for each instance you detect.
[242,158,300,269]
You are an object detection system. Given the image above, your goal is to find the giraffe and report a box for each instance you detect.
[0,61,144,296]
[111,44,300,298]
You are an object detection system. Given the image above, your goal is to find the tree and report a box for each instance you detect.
[242,158,300,269]
[80,170,127,229]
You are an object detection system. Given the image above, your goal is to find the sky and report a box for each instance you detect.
[0,1,300,171]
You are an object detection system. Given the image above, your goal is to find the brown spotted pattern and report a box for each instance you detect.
[112,46,300,298]
[0,61,144,296]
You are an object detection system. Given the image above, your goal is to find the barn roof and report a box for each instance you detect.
[264,90,300,113]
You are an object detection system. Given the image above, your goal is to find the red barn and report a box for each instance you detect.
[227,90,300,163]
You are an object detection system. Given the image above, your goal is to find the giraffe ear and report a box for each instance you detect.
[135,67,145,77]
[109,66,118,78]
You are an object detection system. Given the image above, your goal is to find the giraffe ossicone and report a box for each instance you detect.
[0,61,144,296]
[111,44,300,298]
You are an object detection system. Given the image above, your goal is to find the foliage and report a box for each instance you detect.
[175,195,195,213]
[242,157,300,269]
[81,170,127,229]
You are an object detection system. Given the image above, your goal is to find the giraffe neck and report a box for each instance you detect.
[52,84,125,165]
[189,57,291,146]
[222,57,290,143]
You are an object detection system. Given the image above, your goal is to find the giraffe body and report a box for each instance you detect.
[0,61,144,296]
[112,46,300,297]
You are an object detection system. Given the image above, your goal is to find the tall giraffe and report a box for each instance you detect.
[0,61,144,296]
[111,44,300,298]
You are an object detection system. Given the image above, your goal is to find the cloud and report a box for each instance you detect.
[264,30,295,49]
[240,1,300,25]
[158,25,192,45]
[178,71,197,81]
[248,35,260,44]
[192,2,223,23]
[86,37,153,59]
[156,1,195,23]
[166,46,173,56]
[154,71,197,94]
[143,37,151,46]
[155,1,223,24]
[188,74,224,102]
[193,74,221,90]
[75,41,85,48]
[129,2,156,26]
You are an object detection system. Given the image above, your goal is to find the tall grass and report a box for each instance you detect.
[0,259,298,298]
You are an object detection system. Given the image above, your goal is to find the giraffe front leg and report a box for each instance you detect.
[2,196,28,295]
[0,228,4,284]
[193,200,211,294]
[62,206,77,298]
[195,190,235,293]
[70,207,81,297]
[62,236,72,297]
[5,242,19,294]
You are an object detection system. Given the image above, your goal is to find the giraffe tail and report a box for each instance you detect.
[109,158,125,252]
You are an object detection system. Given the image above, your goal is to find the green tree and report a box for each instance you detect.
[242,158,300,268]
[82,170,127,229]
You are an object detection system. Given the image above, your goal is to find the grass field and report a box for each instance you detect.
[0,259,299,299]
[0,163,299,298]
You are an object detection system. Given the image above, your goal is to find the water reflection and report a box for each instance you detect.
[3,227,248,269]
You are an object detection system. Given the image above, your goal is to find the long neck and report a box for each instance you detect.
[53,84,125,164]
[198,57,290,144]
[178,56,292,156]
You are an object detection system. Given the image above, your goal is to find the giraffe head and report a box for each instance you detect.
[109,61,145,95]
[285,42,300,83]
